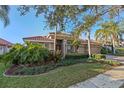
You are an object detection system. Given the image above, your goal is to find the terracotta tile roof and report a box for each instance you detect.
[0,38,12,47]
[23,36,54,42]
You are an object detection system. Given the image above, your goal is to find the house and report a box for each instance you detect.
[23,32,101,56]
[0,38,12,55]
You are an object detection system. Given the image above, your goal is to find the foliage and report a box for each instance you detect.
[12,64,56,75]
[115,47,124,55]
[2,42,49,65]
[95,21,120,44]
[0,5,10,27]
[5,58,90,75]
[47,50,62,63]
[17,6,124,32]
[104,60,121,66]
[92,54,106,60]
[17,5,124,57]
[70,32,81,52]
[101,47,112,54]
[89,57,121,66]
[65,53,88,59]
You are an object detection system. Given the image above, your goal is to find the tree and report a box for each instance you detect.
[95,21,120,54]
[73,15,100,58]
[71,32,81,53]
[0,5,10,27]
[17,5,124,57]
[118,19,124,42]
[18,5,88,57]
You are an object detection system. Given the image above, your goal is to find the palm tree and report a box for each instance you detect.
[0,5,10,27]
[71,32,81,53]
[95,21,120,54]
[74,15,99,58]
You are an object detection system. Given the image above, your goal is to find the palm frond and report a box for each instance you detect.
[0,5,10,27]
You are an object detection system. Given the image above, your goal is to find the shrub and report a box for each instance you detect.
[65,53,88,59]
[104,60,121,66]
[60,60,77,66]
[47,50,62,63]
[2,42,49,65]
[101,47,112,54]
[92,54,106,60]
[12,64,57,75]
[116,48,124,55]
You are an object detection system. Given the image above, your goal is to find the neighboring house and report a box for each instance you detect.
[23,32,101,55]
[0,38,12,55]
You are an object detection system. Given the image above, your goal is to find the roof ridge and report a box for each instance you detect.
[0,38,12,46]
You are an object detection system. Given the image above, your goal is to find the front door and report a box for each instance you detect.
[56,40,63,52]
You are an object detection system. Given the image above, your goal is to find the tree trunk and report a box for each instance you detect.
[87,30,91,58]
[54,26,57,55]
[112,39,116,54]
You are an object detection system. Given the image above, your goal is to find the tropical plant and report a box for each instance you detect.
[92,54,106,60]
[0,5,10,27]
[70,32,81,53]
[95,21,120,54]
[2,42,49,66]
[74,15,100,58]
[48,50,62,63]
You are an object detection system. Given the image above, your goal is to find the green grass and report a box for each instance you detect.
[0,62,112,88]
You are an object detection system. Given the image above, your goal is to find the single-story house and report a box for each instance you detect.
[23,32,101,55]
[0,38,12,55]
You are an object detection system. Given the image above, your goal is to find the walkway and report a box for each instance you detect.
[69,55,124,88]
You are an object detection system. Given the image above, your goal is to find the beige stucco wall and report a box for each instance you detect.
[49,43,54,51]
[77,46,88,54]
[77,44,101,55]
[0,46,10,55]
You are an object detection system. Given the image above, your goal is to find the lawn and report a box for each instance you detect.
[0,62,112,88]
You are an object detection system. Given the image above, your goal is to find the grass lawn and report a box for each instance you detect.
[0,62,112,88]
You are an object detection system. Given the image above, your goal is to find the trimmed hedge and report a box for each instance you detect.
[115,48,124,56]
[104,60,121,66]
[92,54,106,60]
[65,53,88,59]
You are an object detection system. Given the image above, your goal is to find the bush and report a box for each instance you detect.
[65,53,88,59]
[101,47,112,54]
[103,60,121,66]
[2,42,49,65]
[92,54,106,60]
[116,48,124,55]
[10,58,87,75]
[48,50,62,63]
[12,64,57,75]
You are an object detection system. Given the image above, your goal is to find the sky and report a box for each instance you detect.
[0,6,99,44]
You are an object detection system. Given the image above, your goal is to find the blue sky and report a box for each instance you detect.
[0,6,99,44]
